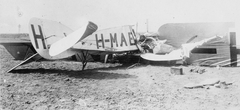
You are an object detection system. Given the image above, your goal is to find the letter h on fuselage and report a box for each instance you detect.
[31,24,47,49]
[95,34,105,49]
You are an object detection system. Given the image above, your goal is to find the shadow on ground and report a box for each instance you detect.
[10,65,137,80]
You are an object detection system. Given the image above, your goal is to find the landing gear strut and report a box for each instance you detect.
[76,50,90,70]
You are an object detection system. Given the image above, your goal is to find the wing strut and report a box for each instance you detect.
[6,53,42,73]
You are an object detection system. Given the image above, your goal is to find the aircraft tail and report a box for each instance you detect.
[29,18,97,59]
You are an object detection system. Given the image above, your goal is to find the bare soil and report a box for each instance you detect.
[1,46,240,110]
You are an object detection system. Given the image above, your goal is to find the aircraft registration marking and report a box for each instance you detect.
[95,32,136,49]
[31,24,47,49]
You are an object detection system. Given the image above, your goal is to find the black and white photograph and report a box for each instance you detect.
[0,0,240,109]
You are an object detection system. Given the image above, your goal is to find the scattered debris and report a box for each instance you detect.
[170,67,183,75]
[214,81,233,89]
[184,83,204,89]
[127,63,141,69]
[184,78,233,89]
[216,65,221,70]
[198,78,220,86]
[190,67,206,74]
[65,78,70,81]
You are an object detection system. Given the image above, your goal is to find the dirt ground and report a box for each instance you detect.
[1,45,240,110]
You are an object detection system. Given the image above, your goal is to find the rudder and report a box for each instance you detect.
[29,18,76,60]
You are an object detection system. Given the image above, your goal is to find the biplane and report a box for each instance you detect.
[0,18,142,72]
[1,18,239,73]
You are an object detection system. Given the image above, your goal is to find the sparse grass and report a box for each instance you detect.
[1,46,240,110]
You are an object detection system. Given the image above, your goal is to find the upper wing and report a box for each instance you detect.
[0,33,30,44]
[0,34,42,72]
[0,34,35,60]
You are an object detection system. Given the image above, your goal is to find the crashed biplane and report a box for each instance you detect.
[139,22,240,66]
[0,18,239,73]
[0,18,140,72]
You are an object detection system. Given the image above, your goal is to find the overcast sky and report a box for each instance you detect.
[0,0,239,33]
